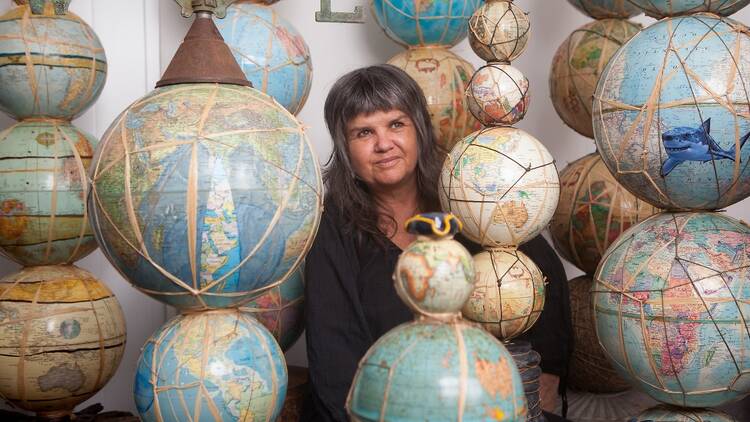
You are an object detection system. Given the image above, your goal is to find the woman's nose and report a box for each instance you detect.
[374,131,395,152]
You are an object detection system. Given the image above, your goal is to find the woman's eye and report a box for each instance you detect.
[357,129,372,138]
[392,121,404,129]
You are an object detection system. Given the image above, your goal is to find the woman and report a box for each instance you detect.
[303,65,572,421]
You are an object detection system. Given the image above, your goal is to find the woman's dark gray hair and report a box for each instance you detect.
[323,64,444,243]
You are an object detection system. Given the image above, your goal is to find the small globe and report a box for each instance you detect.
[550,19,641,139]
[0,265,126,416]
[89,83,323,311]
[347,319,528,421]
[594,212,750,407]
[468,0,530,63]
[0,120,98,266]
[388,47,480,152]
[0,3,106,120]
[635,405,736,422]
[440,127,559,247]
[567,0,641,19]
[239,264,304,351]
[134,309,287,422]
[462,248,545,341]
[627,0,750,18]
[567,275,631,393]
[371,0,481,47]
[394,233,474,317]
[466,63,529,127]
[550,153,660,275]
[593,15,750,210]
[216,2,312,115]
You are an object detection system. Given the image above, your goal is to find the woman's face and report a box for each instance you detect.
[346,109,420,194]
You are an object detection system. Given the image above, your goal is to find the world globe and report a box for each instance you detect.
[239,264,304,351]
[0,2,106,120]
[468,0,529,64]
[371,0,481,47]
[634,405,736,422]
[347,319,528,421]
[568,275,631,393]
[89,83,323,311]
[462,248,545,341]
[134,309,287,422]
[388,47,480,152]
[550,153,659,275]
[593,15,750,210]
[0,120,98,266]
[439,127,559,247]
[567,0,641,18]
[627,0,750,18]
[0,265,126,417]
[216,2,312,115]
[394,221,474,317]
[550,18,640,139]
[466,63,529,127]
[594,212,750,407]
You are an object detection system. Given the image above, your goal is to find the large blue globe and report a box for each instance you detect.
[371,0,481,47]
[348,320,527,421]
[135,309,287,422]
[89,83,323,311]
[593,15,750,210]
[627,0,750,18]
[216,3,312,115]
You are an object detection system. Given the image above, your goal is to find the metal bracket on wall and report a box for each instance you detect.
[316,0,364,24]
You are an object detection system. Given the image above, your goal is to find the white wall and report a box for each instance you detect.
[1,0,750,415]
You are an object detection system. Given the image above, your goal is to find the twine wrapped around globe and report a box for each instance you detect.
[0,120,99,266]
[89,83,323,311]
[568,275,631,393]
[549,153,660,275]
[566,0,641,19]
[216,1,312,115]
[627,0,750,18]
[0,265,126,418]
[468,0,530,63]
[594,212,750,407]
[370,0,481,48]
[388,47,480,152]
[134,308,287,422]
[466,63,529,127]
[0,1,107,120]
[550,18,640,139]
[439,126,559,248]
[462,248,545,342]
[593,14,750,210]
[239,264,304,351]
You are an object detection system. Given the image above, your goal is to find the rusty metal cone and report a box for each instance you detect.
[156,12,250,87]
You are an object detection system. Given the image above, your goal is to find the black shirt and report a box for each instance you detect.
[303,203,573,422]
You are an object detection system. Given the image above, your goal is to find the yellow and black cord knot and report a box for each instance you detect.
[405,213,462,238]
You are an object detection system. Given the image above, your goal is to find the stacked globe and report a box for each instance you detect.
[86,1,323,421]
[546,2,661,404]
[592,1,750,419]
[372,0,482,151]
[0,1,127,419]
[439,1,560,419]
[216,0,312,115]
[347,213,528,422]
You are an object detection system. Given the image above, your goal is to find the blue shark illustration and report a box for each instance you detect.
[660,118,750,177]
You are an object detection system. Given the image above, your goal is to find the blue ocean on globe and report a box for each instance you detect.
[134,310,287,422]
[371,0,481,47]
[216,3,312,115]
